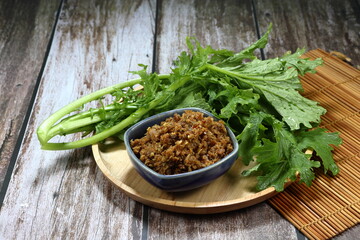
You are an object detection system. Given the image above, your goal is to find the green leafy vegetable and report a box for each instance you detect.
[37,24,341,191]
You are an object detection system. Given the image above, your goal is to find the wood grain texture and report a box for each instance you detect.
[147,203,298,240]
[0,0,155,239]
[155,0,260,73]
[0,0,60,190]
[148,0,298,239]
[255,0,360,66]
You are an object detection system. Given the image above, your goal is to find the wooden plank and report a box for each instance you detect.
[0,0,155,239]
[0,0,61,190]
[148,0,298,239]
[255,0,360,66]
[148,203,298,239]
[155,0,259,73]
[334,225,360,240]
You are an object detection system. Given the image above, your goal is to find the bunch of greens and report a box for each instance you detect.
[37,25,341,191]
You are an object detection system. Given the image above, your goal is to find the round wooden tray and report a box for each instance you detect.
[92,138,281,214]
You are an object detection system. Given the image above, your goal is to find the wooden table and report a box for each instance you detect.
[1,0,359,239]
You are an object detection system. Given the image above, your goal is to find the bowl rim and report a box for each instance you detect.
[124,107,239,180]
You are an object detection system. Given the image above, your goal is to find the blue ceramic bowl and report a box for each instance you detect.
[124,107,239,192]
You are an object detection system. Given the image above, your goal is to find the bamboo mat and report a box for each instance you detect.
[268,49,360,240]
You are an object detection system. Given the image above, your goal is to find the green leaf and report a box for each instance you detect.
[237,113,264,165]
[281,49,323,75]
[207,48,325,130]
[174,92,212,111]
[217,23,272,67]
[245,116,322,191]
[261,84,326,130]
[296,128,342,175]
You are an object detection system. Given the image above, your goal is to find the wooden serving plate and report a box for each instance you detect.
[92,138,282,214]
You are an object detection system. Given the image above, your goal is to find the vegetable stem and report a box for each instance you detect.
[37,78,143,146]
[206,64,293,97]
[39,74,186,150]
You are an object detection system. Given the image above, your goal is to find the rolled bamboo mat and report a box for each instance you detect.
[268,49,360,240]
